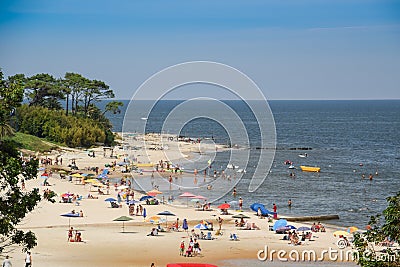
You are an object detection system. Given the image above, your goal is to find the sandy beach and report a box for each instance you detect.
[7,134,357,267]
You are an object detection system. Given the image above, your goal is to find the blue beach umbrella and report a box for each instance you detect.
[60,213,81,228]
[250,203,265,212]
[105,198,117,202]
[139,195,154,201]
[287,225,297,230]
[194,223,208,230]
[273,219,288,231]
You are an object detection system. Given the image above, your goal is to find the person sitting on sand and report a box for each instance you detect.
[311,223,317,232]
[75,231,82,242]
[200,231,206,239]
[147,228,158,236]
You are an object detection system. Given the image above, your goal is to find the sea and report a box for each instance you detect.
[103,100,400,228]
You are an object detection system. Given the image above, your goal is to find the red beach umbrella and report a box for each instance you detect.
[218,203,231,210]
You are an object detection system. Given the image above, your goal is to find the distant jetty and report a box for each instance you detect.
[282,214,340,222]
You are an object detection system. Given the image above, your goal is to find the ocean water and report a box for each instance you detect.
[105,100,400,227]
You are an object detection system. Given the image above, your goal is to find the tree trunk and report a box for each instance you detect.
[65,93,69,116]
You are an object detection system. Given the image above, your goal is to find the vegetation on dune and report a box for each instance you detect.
[6,132,58,153]
[353,191,400,267]
[1,68,123,148]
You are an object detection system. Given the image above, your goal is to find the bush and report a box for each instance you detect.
[16,105,111,147]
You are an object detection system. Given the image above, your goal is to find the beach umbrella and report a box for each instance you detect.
[41,172,49,177]
[182,219,188,231]
[157,211,176,228]
[333,230,350,237]
[232,213,250,219]
[146,216,162,223]
[58,170,67,174]
[60,213,81,228]
[71,173,83,178]
[347,226,359,233]
[38,167,46,171]
[217,203,230,210]
[179,192,196,207]
[287,225,297,230]
[139,195,154,201]
[277,226,292,232]
[194,223,208,230]
[147,189,163,197]
[190,195,207,200]
[105,198,117,202]
[128,200,141,205]
[113,216,133,233]
[179,192,196,197]
[272,219,288,231]
[296,226,311,232]
[250,203,264,210]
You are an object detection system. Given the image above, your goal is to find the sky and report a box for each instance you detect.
[0,0,399,100]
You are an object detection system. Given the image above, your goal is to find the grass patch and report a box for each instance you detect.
[8,132,59,153]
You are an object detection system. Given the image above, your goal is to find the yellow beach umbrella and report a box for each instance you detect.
[347,226,359,233]
[333,230,350,237]
[85,179,98,183]
[71,173,83,178]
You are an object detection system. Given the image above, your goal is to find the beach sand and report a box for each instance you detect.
[5,134,356,267]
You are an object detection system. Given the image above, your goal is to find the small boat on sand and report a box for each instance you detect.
[300,166,320,172]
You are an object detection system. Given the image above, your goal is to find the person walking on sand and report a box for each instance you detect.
[24,252,32,267]
[2,255,12,267]
[217,217,223,231]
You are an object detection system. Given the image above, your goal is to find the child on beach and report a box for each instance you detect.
[179,241,185,256]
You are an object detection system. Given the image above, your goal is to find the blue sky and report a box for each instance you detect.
[0,0,399,100]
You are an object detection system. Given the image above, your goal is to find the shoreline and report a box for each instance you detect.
[6,133,362,266]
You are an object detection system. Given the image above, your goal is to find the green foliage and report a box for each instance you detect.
[0,70,24,140]
[24,73,64,110]
[1,68,121,147]
[0,140,54,253]
[17,105,108,147]
[7,132,57,153]
[353,191,400,267]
